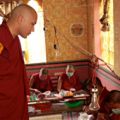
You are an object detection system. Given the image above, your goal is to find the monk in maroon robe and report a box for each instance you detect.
[99,90,120,120]
[30,68,53,92]
[57,65,82,92]
[0,4,37,120]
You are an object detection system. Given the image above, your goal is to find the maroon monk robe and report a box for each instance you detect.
[0,22,29,120]
[99,90,120,120]
[98,88,110,115]
[60,72,82,91]
[31,73,53,92]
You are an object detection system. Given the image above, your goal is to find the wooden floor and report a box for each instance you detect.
[29,114,62,120]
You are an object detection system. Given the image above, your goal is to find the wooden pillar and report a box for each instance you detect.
[113,0,120,76]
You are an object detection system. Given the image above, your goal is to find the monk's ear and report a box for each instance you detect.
[17,15,24,24]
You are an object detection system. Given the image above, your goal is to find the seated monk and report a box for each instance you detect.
[84,77,110,119]
[82,78,120,120]
[29,68,53,92]
[57,64,82,92]
[93,79,120,120]
[96,78,109,106]
[98,90,120,120]
[86,77,109,103]
[83,77,109,104]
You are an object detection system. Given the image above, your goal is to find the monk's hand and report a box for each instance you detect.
[30,88,40,93]
[70,88,76,92]
[34,89,41,93]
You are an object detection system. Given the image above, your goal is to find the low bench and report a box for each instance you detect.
[25,59,120,91]
[26,59,91,91]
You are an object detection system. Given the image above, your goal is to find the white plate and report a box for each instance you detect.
[44,97,60,100]
[74,94,89,98]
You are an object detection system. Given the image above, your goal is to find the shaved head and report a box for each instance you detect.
[7,4,37,38]
[10,4,37,20]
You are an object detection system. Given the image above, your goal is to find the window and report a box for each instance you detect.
[20,0,46,64]
[100,0,114,67]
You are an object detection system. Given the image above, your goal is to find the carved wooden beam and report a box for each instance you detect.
[0,0,20,3]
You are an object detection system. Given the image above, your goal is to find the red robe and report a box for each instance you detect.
[31,73,53,92]
[60,72,82,91]
[98,88,120,119]
[99,87,109,107]
[0,22,29,120]
[110,114,120,120]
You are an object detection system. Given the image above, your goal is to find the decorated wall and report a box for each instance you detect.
[43,0,93,62]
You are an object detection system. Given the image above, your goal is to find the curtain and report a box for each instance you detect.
[100,0,114,66]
